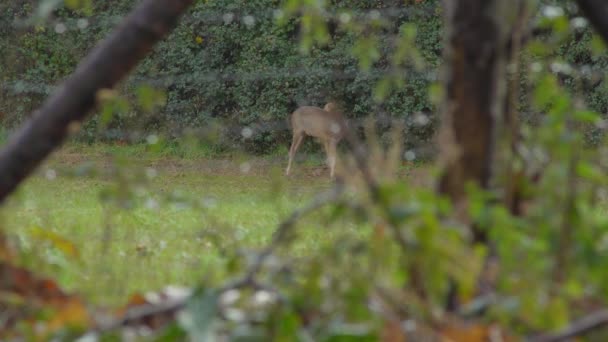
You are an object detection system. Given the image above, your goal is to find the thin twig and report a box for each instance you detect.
[91,185,344,333]
[233,184,344,286]
[528,309,608,342]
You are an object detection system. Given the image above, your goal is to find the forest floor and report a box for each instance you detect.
[0,143,432,305]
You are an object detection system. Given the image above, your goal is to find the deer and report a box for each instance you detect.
[285,102,347,179]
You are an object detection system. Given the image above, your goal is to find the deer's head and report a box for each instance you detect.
[323,102,340,113]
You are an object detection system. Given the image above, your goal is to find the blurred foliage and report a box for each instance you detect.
[3,0,608,340]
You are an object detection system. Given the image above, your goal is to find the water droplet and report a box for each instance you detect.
[45,169,57,180]
[77,18,89,30]
[243,15,256,28]
[177,311,194,329]
[404,150,416,161]
[542,5,564,19]
[164,285,192,301]
[223,12,235,25]
[339,12,351,24]
[241,127,253,139]
[145,198,159,210]
[54,23,67,34]
[253,290,274,305]
[224,308,246,322]
[220,289,241,306]
[550,62,572,75]
[571,17,588,29]
[145,167,158,179]
[413,112,429,126]
[273,9,284,20]
[240,162,251,173]
[146,134,159,144]
[202,197,217,208]
[330,123,341,134]
[402,320,417,332]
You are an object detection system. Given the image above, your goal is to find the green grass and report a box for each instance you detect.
[0,146,340,305]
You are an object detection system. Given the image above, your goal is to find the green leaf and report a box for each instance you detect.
[179,289,218,342]
[137,85,167,113]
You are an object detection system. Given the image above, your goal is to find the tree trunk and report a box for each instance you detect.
[437,0,511,242]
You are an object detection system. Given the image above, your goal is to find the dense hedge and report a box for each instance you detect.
[0,0,441,153]
[0,0,606,153]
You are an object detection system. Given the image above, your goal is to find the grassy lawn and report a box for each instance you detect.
[0,143,355,305]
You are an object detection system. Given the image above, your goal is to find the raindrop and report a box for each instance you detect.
[402,320,417,332]
[223,12,235,25]
[145,198,159,210]
[571,17,588,29]
[224,308,246,322]
[253,290,275,306]
[146,134,159,144]
[54,23,67,34]
[369,10,381,20]
[413,112,429,126]
[177,311,193,328]
[145,167,158,179]
[164,285,192,301]
[220,289,241,306]
[241,126,253,139]
[550,62,572,75]
[243,15,256,28]
[240,162,251,174]
[273,9,284,20]
[202,197,217,208]
[77,18,89,30]
[530,62,543,73]
[339,12,351,24]
[542,5,564,19]
[404,150,416,161]
[330,122,341,134]
[45,169,57,180]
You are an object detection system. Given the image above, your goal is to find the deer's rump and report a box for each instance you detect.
[290,106,345,139]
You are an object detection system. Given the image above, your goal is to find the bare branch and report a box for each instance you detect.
[0,0,194,203]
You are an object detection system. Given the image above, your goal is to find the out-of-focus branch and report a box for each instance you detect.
[529,309,608,342]
[0,0,194,203]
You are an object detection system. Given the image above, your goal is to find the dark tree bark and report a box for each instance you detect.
[0,0,194,203]
[576,0,608,44]
[503,0,530,216]
[437,0,511,240]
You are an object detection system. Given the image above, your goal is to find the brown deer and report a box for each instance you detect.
[285,102,347,179]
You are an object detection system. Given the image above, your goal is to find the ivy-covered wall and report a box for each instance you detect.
[0,0,606,152]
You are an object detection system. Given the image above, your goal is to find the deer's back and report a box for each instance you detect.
[291,106,346,140]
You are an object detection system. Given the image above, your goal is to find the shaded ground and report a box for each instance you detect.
[47,146,434,186]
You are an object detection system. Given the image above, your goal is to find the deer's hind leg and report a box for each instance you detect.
[326,138,338,179]
[286,131,305,176]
